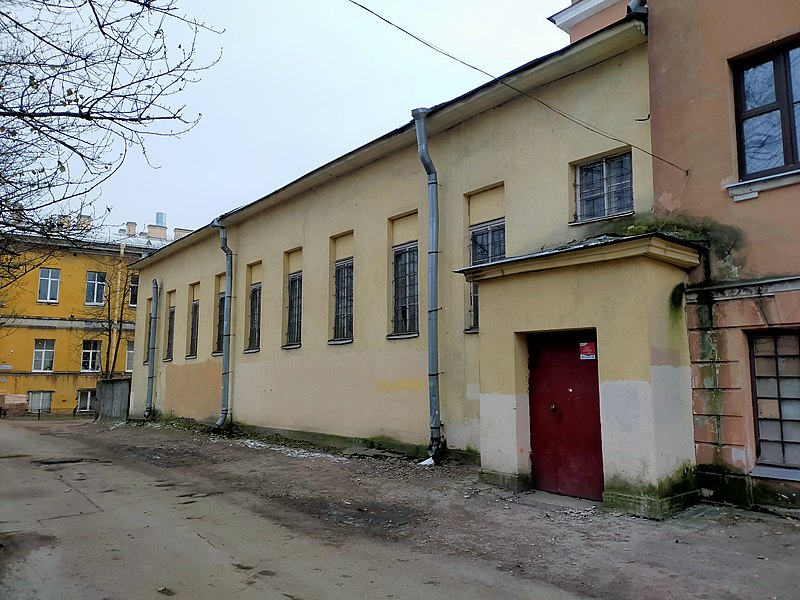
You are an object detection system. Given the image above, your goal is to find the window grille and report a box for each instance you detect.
[469,219,505,329]
[33,339,55,371]
[287,272,302,345]
[81,340,101,371]
[38,268,60,303]
[334,258,354,340]
[392,243,418,334]
[214,293,225,354]
[129,275,139,307]
[85,271,106,305]
[248,284,262,350]
[575,153,633,221]
[752,333,800,468]
[165,306,175,360]
[188,300,199,357]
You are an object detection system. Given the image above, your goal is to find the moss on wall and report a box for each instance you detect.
[603,462,699,519]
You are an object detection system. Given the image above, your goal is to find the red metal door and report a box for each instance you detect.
[529,330,604,501]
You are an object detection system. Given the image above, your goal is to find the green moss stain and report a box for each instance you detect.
[603,463,699,519]
[605,462,697,499]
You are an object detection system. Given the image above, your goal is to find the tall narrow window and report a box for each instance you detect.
[81,340,101,372]
[188,299,200,357]
[164,306,175,361]
[392,243,418,335]
[751,333,800,468]
[286,272,302,345]
[129,274,139,307]
[143,298,152,363]
[575,152,633,222]
[37,268,60,303]
[85,271,106,305]
[32,339,55,371]
[247,283,262,350]
[469,219,505,329]
[334,258,354,340]
[214,292,224,354]
[126,340,135,372]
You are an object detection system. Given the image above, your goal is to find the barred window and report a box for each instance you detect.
[286,272,302,345]
[37,268,60,303]
[392,243,418,335]
[214,293,224,354]
[188,300,199,357]
[85,271,106,305]
[334,258,354,340]
[752,333,800,468]
[81,340,101,372]
[164,306,175,361]
[248,284,262,350]
[575,152,633,222]
[469,219,505,329]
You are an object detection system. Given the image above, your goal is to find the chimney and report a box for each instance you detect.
[147,224,167,240]
[125,221,137,236]
[77,214,92,231]
[173,228,192,240]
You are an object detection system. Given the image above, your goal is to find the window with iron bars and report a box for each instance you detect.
[575,152,633,222]
[286,272,302,345]
[751,332,800,468]
[188,300,199,357]
[392,243,418,335]
[333,258,354,340]
[164,306,175,361]
[214,293,224,354]
[469,219,505,329]
[247,283,262,350]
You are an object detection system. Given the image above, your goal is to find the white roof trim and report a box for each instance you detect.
[549,0,621,31]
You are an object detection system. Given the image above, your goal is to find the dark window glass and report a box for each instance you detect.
[188,300,199,356]
[165,306,175,360]
[215,293,224,354]
[334,259,354,340]
[469,219,505,329]
[129,275,139,306]
[287,272,302,345]
[576,153,633,221]
[392,244,418,335]
[248,284,262,350]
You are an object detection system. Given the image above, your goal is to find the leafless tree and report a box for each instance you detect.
[0,0,218,291]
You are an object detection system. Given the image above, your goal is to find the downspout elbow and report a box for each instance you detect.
[412,108,437,180]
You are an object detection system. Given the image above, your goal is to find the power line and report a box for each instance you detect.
[347,0,689,175]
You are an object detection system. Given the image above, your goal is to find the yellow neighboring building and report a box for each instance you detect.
[0,217,186,414]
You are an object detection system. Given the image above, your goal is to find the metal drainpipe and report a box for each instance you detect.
[211,219,233,428]
[412,107,442,461]
[144,278,159,420]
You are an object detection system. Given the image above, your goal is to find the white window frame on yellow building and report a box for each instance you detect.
[81,339,101,372]
[37,268,60,303]
[32,339,55,372]
[85,270,106,306]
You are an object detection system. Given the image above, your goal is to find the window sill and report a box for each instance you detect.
[464,327,480,335]
[386,332,419,340]
[243,348,260,354]
[85,302,104,307]
[328,338,353,345]
[725,168,800,201]
[750,464,800,482]
[162,358,173,363]
[32,370,54,373]
[569,210,635,226]
[37,300,59,305]
[281,343,301,350]
[211,351,222,357]
[185,354,197,360]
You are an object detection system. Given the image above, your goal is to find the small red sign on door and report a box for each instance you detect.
[579,342,596,360]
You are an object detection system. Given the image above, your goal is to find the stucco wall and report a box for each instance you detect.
[131,41,652,458]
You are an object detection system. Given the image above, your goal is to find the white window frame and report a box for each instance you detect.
[28,390,52,413]
[37,268,60,303]
[129,274,139,307]
[77,389,96,412]
[574,152,633,223]
[85,271,106,306]
[126,340,135,372]
[32,339,55,372]
[81,339,102,372]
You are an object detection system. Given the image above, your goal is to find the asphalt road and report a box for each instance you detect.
[0,421,580,600]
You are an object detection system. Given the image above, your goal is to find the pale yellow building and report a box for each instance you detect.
[131,16,700,516]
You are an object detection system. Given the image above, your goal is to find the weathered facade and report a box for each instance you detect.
[131,13,709,517]
[0,218,181,414]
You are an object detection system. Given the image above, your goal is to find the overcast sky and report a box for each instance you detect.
[99,0,569,233]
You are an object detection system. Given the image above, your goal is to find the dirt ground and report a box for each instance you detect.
[18,418,800,599]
